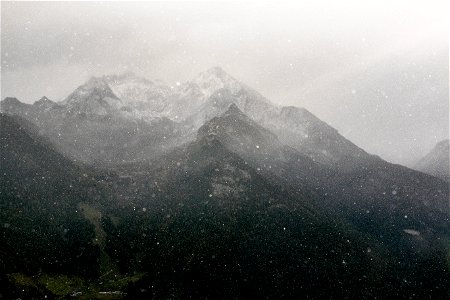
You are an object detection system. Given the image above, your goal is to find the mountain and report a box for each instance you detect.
[169,67,275,125]
[205,105,450,277]
[102,111,388,299]
[1,66,447,182]
[1,88,183,166]
[47,113,182,165]
[170,67,260,116]
[62,72,173,120]
[0,68,375,168]
[262,105,372,167]
[103,72,172,119]
[2,91,449,298]
[0,112,186,299]
[414,139,449,182]
[175,67,372,168]
[33,96,60,112]
[197,103,284,160]
[0,113,106,281]
[195,104,330,194]
[186,66,246,100]
[0,97,34,116]
[194,105,449,225]
[103,105,450,299]
[63,77,122,116]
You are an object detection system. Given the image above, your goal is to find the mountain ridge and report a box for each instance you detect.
[0,67,442,173]
[1,67,372,168]
[414,139,449,182]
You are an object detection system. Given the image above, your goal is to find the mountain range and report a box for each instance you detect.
[1,67,373,167]
[1,67,449,299]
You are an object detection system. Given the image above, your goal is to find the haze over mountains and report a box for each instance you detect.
[1,67,449,298]
[414,139,450,182]
[1,67,374,166]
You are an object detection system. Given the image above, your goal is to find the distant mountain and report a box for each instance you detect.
[0,68,375,168]
[1,67,447,179]
[63,73,173,120]
[33,96,60,112]
[63,77,122,116]
[262,105,372,168]
[1,88,182,166]
[169,66,273,121]
[103,72,172,118]
[414,139,449,182]
[175,67,372,168]
[0,97,34,116]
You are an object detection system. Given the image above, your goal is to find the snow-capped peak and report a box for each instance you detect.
[189,66,242,99]
[62,76,122,115]
[103,72,172,116]
[63,76,119,105]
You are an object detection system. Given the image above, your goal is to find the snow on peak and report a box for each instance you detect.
[103,72,172,116]
[188,66,243,99]
[63,76,122,115]
[65,77,118,103]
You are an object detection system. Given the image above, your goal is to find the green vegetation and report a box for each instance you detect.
[5,273,144,299]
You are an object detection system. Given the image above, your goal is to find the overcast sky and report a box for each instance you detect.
[1,1,448,166]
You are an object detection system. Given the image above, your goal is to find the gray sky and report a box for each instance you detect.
[1,1,448,166]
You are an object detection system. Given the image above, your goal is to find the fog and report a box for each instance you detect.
[1,0,448,166]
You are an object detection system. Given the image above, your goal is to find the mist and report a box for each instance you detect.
[1,0,448,166]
